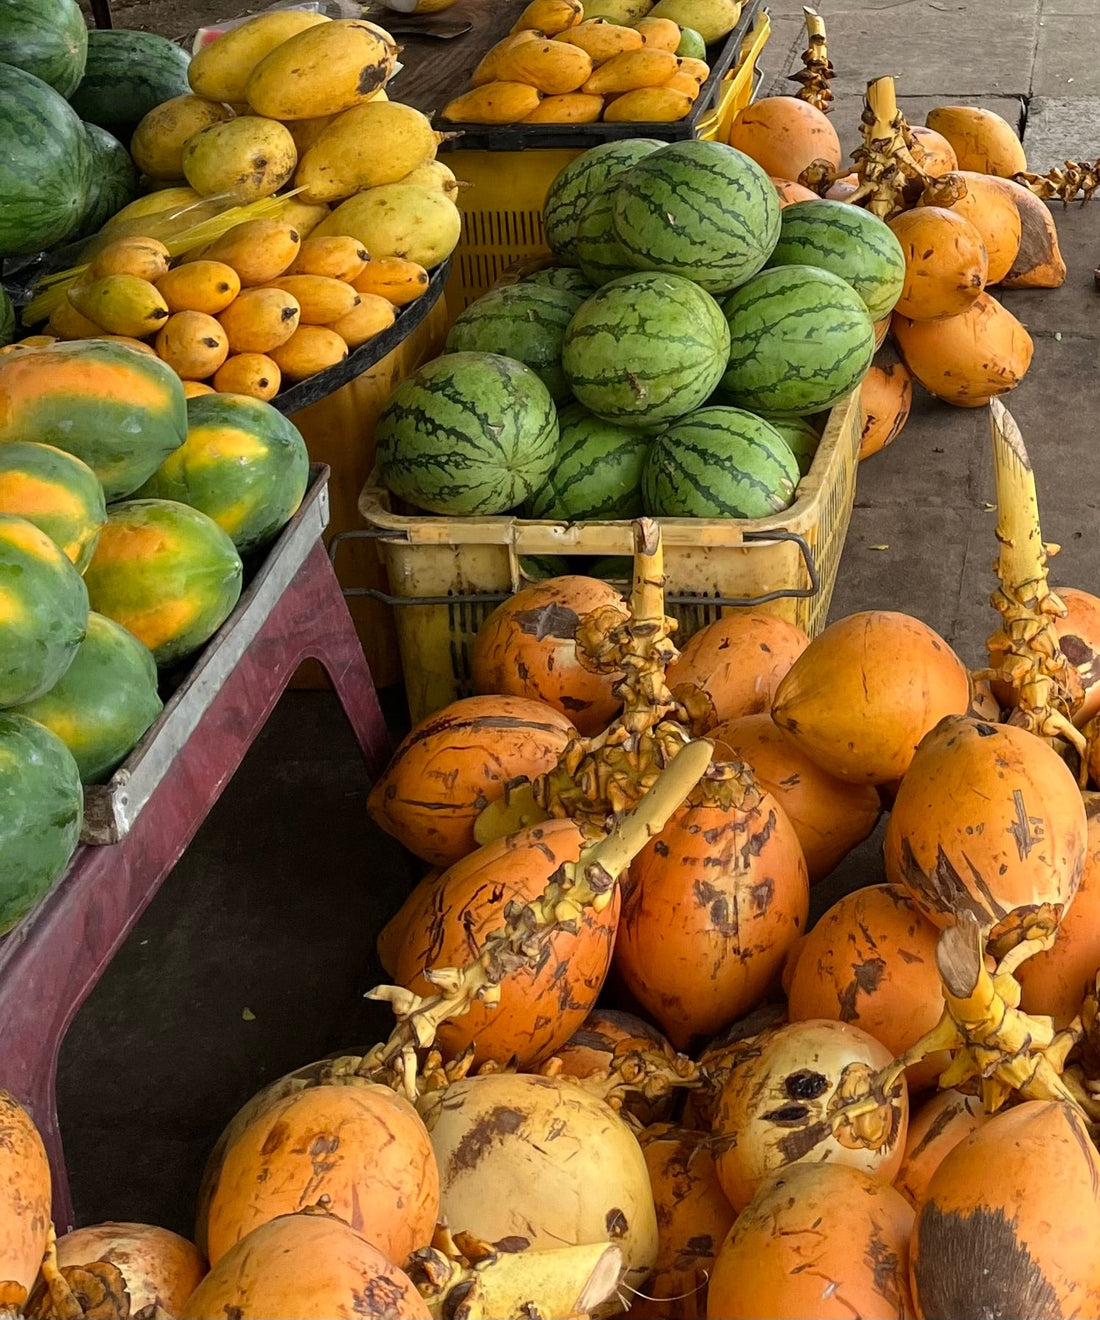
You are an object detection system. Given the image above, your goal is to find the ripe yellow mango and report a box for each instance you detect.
[154,310,229,380]
[182,117,297,203]
[351,258,430,306]
[69,275,170,338]
[102,187,204,232]
[286,115,337,157]
[662,68,703,97]
[202,219,302,288]
[155,261,241,316]
[131,95,234,181]
[245,20,398,121]
[218,288,301,354]
[269,326,348,382]
[273,198,330,240]
[441,82,543,124]
[396,159,461,203]
[213,353,281,401]
[602,84,694,120]
[327,294,395,348]
[89,237,171,282]
[634,16,682,50]
[492,39,593,94]
[268,276,360,325]
[648,0,740,43]
[582,47,680,93]
[289,236,369,283]
[510,0,584,34]
[314,186,461,269]
[295,102,438,204]
[472,31,543,87]
[523,92,605,122]
[188,10,331,103]
[556,19,644,62]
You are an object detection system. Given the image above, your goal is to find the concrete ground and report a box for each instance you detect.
[59,0,1100,1235]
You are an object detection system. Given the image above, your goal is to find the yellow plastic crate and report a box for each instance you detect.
[442,7,772,317]
[358,385,859,725]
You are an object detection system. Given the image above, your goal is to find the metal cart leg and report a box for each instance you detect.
[89,0,113,28]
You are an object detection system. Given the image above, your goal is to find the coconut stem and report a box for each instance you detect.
[538,1042,702,1119]
[788,7,834,112]
[1014,160,1100,205]
[975,400,1087,777]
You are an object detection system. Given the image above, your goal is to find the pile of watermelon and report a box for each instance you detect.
[0,336,309,937]
[0,0,190,262]
[377,138,906,521]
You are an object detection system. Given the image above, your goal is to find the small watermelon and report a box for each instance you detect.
[134,394,309,554]
[0,513,89,707]
[0,288,13,348]
[762,415,820,477]
[575,183,640,289]
[84,500,243,667]
[376,352,558,517]
[12,612,162,784]
[521,555,571,580]
[0,712,83,935]
[0,340,188,501]
[588,555,632,582]
[643,407,800,519]
[520,267,596,298]
[612,141,781,294]
[526,403,649,520]
[543,138,665,265]
[78,123,140,238]
[562,272,730,428]
[0,0,88,98]
[0,63,91,256]
[721,265,875,417]
[766,200,907,320]
[69,29,192,141]
[445,285,585,403]
[0,441,106,572]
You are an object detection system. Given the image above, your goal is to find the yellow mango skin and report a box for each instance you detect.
[103,187,203,231]
[634,16,682,50]
[327,293,395,349]
[183,380,216,398]
[48,300,102,340]
[584,0,653,24]
[396,160,460,203]
[492,40,593,94]
[295,102,438,204]
[524,92,605,123]
[511,0,583,34]
[582,48,680,93]
[557,20,644,62]
[289,236,369,282]
[131,95,235,180]
[472,32,544,87]
[268,276,359,325]
[202,220,302,288]
[677,56,710,80]
[273,198,330,240]
[314,186,461,268]
[924,105,1028,177]
[70,276,170,338]
[188,10,331,103]
[218,288,301,355]
[89,238,171,283]
[182,117,297,204]
[269,325,348,382]
[602,85,694,120]
[155,310,230,380]
[245,20,398,121]
[213,353,281,401]
[351,258,429,306]
[662,68,703,97]
[286,114,337,157]
[155,261,241,316]
[648,0,740,43]
[441,82,543,124]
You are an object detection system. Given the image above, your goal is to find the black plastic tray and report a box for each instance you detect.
[433,0,758,152]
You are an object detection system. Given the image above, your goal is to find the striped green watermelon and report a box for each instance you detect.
[588,555,632,582]
[612,141,781,294]
[766,200,906,320]
[69,30,191,141]
[445,285,585,403]
[78,123,139,238]
[0,63,91,256]
[0,441,106,572]
[642,407,799,519]
[0,288,13,348]
[763,415,820,477]
[0,513,89,707]
[721,265,874,417]
[526,403,649,520]
[13,612,161,783]
[377,352,558,516]
[0,712,83,935]
[0,0,88,97]
[520,267,595,298]
[521,555,571,579]
[575,184,640,289]
[562,272,730,428]
[543,139,664,265]
[135,393,309,554]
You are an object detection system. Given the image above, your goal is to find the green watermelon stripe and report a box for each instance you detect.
[661,435,783,500]
[615,161,763,257]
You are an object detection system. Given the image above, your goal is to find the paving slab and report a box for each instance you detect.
[1032,16,1100,96]
[1022,97,1100,173]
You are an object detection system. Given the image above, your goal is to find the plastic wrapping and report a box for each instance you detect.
[192,1,362,54]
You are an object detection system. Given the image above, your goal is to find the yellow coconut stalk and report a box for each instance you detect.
[1014,160,1100,205]
[788,7,834,113]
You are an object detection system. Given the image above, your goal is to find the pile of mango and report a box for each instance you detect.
[441,0,742,125]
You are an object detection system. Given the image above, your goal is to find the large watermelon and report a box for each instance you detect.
[526,403,649,520]
[0,63,91,256]
[0,0,88,97]
[0,441,106,572]
[376,352,558,516]
[520,267,595,298]
[642,407,800,519]
[0,712,83,935]
[543,139,665,265]
[574,183,638,289]
[0,288,13,348]
[562,272,730,428]
[721,265,875,417]
[84,499,244,667]
[766,199,907,321]
[763,415,820,477]
[68,30,191,141]
[0,513,89,707]
[13,612,162,783]
[135,394,309,554]
[445,285,584,403]
[78,123,139,238]
[0,340,188,500]
[611,141,781,294]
